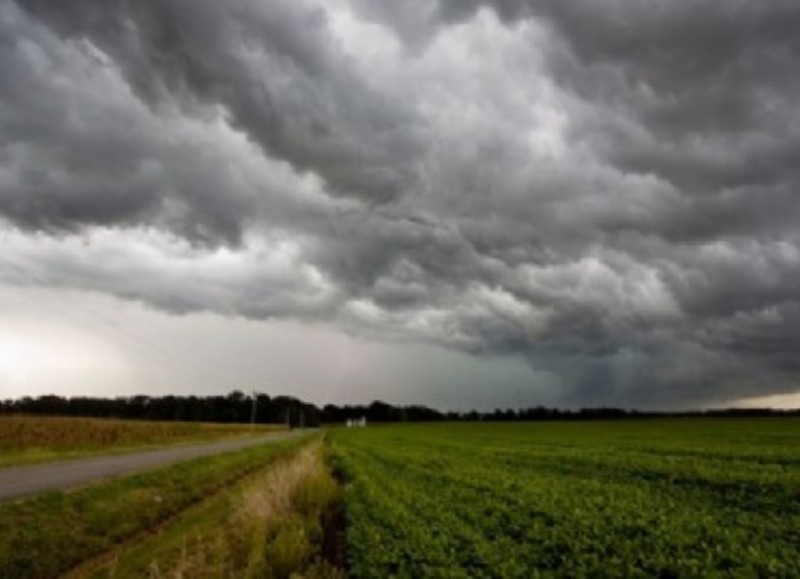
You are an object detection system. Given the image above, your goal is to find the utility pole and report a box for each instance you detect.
[250,390,257,428]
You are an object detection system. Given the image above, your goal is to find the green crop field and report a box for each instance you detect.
[332,419,800,577]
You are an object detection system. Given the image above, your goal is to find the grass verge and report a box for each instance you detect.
[71,437,345,578]
[0,433,312,578]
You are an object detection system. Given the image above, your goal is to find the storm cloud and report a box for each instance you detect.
[2,0,799,407]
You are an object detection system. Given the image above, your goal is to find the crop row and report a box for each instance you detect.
[333,421,800,577]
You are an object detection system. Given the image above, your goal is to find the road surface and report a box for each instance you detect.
[0,430,308,502]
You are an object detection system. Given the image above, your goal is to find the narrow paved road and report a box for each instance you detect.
[0,430,309,502]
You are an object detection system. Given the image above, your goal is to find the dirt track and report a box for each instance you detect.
[0,429,308,501]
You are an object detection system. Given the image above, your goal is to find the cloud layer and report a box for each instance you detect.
[2,0,800,407]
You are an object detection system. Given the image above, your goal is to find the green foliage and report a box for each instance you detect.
[0,437,307,578]
[247,445,345,579]
[262,516,315,577]
[333,419,800,577]
[84,438,344,579]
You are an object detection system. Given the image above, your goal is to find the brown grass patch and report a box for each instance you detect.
[122,440,345,579]
[0,416,283,466]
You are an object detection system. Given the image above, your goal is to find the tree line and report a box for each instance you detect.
[0,392,319,426]
[2,392,799,425]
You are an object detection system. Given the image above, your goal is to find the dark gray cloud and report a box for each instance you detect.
[2,0,800,407]
[18,0,426,205]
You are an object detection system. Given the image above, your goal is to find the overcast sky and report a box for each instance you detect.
[2,0,800,409]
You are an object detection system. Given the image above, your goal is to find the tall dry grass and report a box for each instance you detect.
[150,440,344,579]
[0,416,281,455]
